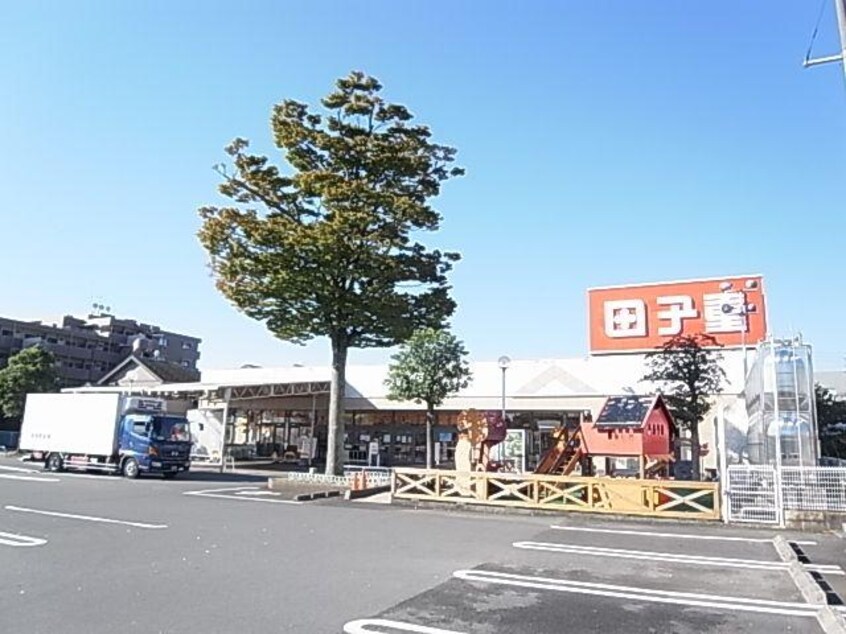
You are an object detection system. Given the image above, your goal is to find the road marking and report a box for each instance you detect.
[184,486,263,495]
[183,487,302,505]
[454,569,820,617]
[0,465,40,473]
[4,505,167,529]
[804,564,846,576]
[234,490,280,497]
[344,619,466,634]
[513,541,843,574]
[0,531,47,547]
[0,473,60,483]
[53,472,121,480]
[550,525,818,546]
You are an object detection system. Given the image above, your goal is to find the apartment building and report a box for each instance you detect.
[0,312,201,387]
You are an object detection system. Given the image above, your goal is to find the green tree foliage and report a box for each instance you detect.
[642,334,726,480]
[198,72,464,474]
[815,383,846,459]
[0,347,58,420]
[385,328,472,468]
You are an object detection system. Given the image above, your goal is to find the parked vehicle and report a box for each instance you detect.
[20,393,191,478]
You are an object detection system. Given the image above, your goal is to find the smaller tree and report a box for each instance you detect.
[385,328,472,468]
[642,334,725,481]
[0,347,58,421]
[815,383,846,459]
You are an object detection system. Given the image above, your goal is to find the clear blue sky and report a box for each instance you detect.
[2,1,844,370]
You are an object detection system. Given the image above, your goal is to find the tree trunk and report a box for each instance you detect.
[690,423,702,481]
[425,404,435,469]
[325,337,348,476]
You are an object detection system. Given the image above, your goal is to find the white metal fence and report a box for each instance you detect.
[781,466,846,512]
[726,465,782,525]
[286,466,394,488]
[726,465,846,525]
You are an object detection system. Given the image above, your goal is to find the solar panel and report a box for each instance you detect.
[595,395,653,428]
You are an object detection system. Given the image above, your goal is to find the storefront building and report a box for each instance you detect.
[71,274,809,474]
[192,273,764,472]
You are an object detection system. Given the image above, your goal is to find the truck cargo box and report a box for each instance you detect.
[20,393,123,456]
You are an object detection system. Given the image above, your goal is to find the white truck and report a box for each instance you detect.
[20,393,192,478]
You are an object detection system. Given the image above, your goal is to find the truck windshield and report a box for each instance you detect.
[150,417,191,442]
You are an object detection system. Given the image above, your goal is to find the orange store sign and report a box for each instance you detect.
[588,275,767,353]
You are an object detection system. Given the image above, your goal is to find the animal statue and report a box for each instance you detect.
[456,409,506,472]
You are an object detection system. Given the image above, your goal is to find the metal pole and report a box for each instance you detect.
[717,403,729,523]
[770,341,785,528]
[741,313,748,383]
[772,342,783,471]
[284,413,290,449]
[804,0,846,79]
[219,388,231,474]
[806,344,822,464]
[790,343,804,467]
[837,0,846,81]
[309,393,317,469]
[501,367,507,424]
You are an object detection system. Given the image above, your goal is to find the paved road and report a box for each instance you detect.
[0,459,843,634]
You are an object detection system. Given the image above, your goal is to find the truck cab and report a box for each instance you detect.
[117,398,192,478]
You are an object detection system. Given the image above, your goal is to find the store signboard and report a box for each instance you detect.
[588,275,767,353]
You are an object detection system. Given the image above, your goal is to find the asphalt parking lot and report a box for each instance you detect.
[1,458,844,634]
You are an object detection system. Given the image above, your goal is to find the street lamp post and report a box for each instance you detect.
[720,280,758,383]
[498,356,511,426]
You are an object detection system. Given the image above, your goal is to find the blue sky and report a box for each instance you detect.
[1,1,844,370]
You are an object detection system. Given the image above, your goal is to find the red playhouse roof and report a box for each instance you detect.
[594,394,673,430]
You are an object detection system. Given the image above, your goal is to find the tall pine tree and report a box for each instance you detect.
[198,72,464,474]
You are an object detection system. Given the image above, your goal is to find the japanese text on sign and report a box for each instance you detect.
[589,276,766,353]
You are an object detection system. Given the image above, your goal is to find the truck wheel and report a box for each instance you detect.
[46,453,63,472]
[122,458,140,479]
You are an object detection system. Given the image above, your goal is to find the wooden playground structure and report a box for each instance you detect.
[456,395,678,480]
[389,396,723,520]
[534,395,676,480]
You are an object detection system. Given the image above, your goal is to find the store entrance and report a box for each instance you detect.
[255,412,315,460]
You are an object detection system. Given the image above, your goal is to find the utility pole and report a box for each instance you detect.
[804,0,846,82]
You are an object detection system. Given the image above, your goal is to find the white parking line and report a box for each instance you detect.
[550,525,818,546]
[1,465,124,481]
[0,473,60,483]
[183,486,302,505]
[5,505,167,529]
[0,531,47,547]
[513,541,844,574]
[804,564,846,576]
[454,569,820,618]
[53,472,122,480]
[0,465,40,473]
[234,490,280,497]
[344,619,466,634]
[184,486,263,495]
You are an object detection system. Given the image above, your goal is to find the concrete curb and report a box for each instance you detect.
[817,607,846,634]
[772,535,798,562]
[344,485,391,501]
[293,490,343,502]
[773,535,828,607]
[774,534,846,633]
[788,561,827,605]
